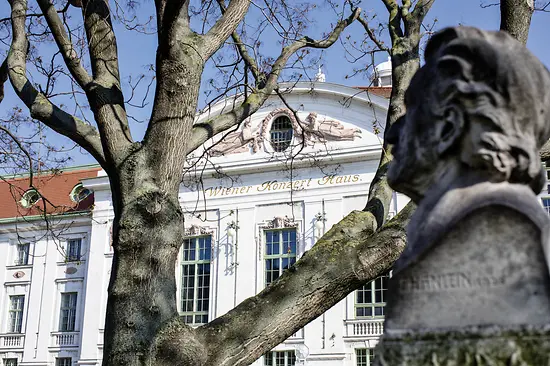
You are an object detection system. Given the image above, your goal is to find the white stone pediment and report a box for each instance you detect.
[192,82,387,165]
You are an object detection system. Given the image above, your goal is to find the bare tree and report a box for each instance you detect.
[1,0,539,365]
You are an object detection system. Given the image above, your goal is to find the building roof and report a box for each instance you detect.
[0,166,101,220]
[354,86,392,99]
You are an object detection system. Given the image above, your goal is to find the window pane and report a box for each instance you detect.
[9,295,24,333]
[60,293,77,331]
[270,116,294,152]
[355,273,389,319]
[181,236,211,325]
[56,358,72,366]
[265,230,296,286]
[16,243,29,265]
[67,239,81,261]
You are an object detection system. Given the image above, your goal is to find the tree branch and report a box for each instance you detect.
[357,14,390,53]
[500,0,534,45]
[81,0,133,161]
[0,125,34,185]
[0,56,8,103]
[187,7,361,154]
[155,0,190,43]
[36,0,92,88]
[217,0,261,82]
[6,0,106,167]
[192,203,414,366]
[201,0,251,59]
[381,0,403,39]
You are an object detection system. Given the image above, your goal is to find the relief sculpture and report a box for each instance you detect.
[208,119,260,157]
[209,109,363,157]
[304,112,361,144]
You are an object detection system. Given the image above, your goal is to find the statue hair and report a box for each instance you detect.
[420,26,550,193]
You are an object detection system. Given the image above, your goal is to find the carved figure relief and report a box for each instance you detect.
[208,119,260,157]
[208,109,363,157]
[304,112,361,145]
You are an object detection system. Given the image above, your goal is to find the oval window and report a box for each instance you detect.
[69,183,92,203]
[270,116,293,152]
[20,189,41,208]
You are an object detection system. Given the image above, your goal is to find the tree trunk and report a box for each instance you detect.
[102,53,206,365]
[500,0,534,45]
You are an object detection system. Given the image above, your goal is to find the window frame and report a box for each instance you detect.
[541,196,550,215]
[264,228,298,286]
[263,350,296,366]
[179,235,212,325]
[56,358,72,366]
[8,295,25,333]
[65,238,82,262]
[269,115,294,152]
[355,273,390,319]
[3,359,18,366]
[14,242,30,266]
[355,348,375,366]
[59,292,78,332]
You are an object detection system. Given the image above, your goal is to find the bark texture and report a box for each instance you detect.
[3,0,438,365]
[500,0,534,45]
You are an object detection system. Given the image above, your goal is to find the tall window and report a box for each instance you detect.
[56,358,72,366]
[356,348,375,366]
[264,351,296,366]
[3,359,17,366]
[181,236,211,325]
[66,239,81,261]
[270,116,293,152]
[542,198,550,215]
[265,229,297,285]
[8,295,24,333]
[15,243,29,266]
[355,274,389,318]
[59,292,78,331]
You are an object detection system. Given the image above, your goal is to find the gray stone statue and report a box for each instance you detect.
[376,26,550,365]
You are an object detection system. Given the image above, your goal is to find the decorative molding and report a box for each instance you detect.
[257,216,302,262]
[65,267,78,275]
[54,277,84,284]
[13,271,25,279]
[259,215,298,230]
[184,224,215,237]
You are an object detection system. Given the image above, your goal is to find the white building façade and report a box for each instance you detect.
[0,75,414,366]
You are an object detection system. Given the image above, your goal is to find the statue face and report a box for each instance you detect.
[386,71,443,203]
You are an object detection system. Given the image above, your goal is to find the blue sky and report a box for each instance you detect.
[1,0,549,168]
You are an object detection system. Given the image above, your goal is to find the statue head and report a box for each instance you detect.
[387,26,550,203]
[306,112,318,128]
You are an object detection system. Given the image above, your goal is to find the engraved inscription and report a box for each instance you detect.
[399,272,506,293]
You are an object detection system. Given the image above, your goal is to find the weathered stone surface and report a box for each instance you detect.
[377,25,550,365]
[387,202,550,331]
[376,326,550,366]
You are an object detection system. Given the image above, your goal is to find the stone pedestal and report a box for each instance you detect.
[375,194,550,365]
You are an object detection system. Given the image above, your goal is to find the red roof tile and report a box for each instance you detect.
[0,167,101,220]
[354,86,392,99]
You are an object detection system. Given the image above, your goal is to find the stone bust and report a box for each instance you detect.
[383,26,550,329]
[387,26,550,271]
[387,26,550,204]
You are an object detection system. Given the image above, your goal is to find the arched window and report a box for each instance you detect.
[270,115,293,152]
[69,183,92,203]
[20,189,40,208]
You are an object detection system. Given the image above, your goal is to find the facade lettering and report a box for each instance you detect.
[204,174,361,197]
